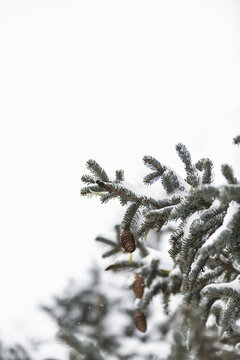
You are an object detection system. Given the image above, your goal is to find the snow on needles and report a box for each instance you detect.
[200,201,240,255]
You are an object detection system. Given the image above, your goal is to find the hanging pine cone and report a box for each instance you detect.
[134,311,147,333]
[120,230,136,253]
[133,275,144,298]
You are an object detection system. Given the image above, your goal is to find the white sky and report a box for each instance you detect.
[0,0,240,355]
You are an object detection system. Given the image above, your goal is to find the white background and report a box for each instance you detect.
[0,0,240,356]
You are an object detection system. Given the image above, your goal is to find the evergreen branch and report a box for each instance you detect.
[98,181,162,208]
[115,224,121,243]
[138,282,162,311]
[195,158,214,184]
[202,276,240,301]
[233,135,240,145]
[105,261,142,271]
[169,229,183,258]
[82,174,176,208]
[142,155,168,188]
[200,202,240,256]
[95,236,118,247]
[115,169,124,181]
[221,164,238,185]
[218,254,240,275]
[80,185,106,197]
[136,238,149,257]
[161,172,181,194]
[143,155,166,173]
[100,192,118,203]
[144,207,173,220]
[141,265,169,279]
[153,196,182,209]
[193,185,219,200]
[162,280,171,315]
[219,185,240,203]
[143,171,162,185]
[168,330,187,360]
[145,259,160,287]
[195,185,240,203]
[200,201,226,222]
[58,330,104,360]
[102,248,120,258]
[181,250,196,291]
[86,159,109,182]
[136,218,165,239]
[95,227,122,258]
[140,196,164,208]
[226,205,240,234]
[81,174,96,185]
[208,300,225,328]
[121,203,141,230]
[187,255,209,290]
[190,213,225,236]
[175,143,199,187]
[169,267,182,295]
[97,182,140,205]
[80,136,240,357]
[200,229,231,257]
[189,266,224,298]
[221,298,237,333]
[170,192,211,221]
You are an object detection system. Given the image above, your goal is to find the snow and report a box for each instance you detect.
[200,199,222,218]
[117,179,169,201]
[233,260,240,273]
[134,298,141,308]
[203,275,240,294]
[170,265,181,278]
[140,247,174,271]
[201,201,240,252]
[206,314,217,328]
[182,211,201,238]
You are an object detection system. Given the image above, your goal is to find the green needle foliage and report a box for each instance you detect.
[78,135,240,359]
[42,266,166,360]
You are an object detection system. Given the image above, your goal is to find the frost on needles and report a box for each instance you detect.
[76,137,240,360]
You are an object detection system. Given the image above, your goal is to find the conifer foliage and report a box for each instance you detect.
[78,136,240,359]
[43,265,165,360]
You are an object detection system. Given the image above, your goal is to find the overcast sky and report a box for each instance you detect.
[0,0,240,355]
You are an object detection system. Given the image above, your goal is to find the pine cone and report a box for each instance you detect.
[133,275,144,298]
[134,311,147,333]
[120,230,136,253]
[96,180,108,189]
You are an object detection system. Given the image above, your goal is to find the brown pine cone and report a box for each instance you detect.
[96,180,108,189]
[134,311,147,333]
[133,275,144,298]
[120,230,136,253]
